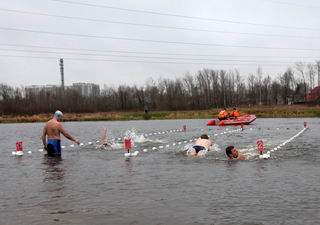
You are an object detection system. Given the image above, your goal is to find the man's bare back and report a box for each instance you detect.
[45,118,63,140]
[195,138,213,150]
[42,111,80,156]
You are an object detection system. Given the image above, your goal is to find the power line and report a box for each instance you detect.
[50,0,320,32]
[261,0,320,9]
[0,54,297,66]
[0,8,319,39]
[0,43,318,59]
[1,27,320,51]
[0,48,314,64]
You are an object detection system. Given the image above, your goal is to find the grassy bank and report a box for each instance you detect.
[0,105,319,123]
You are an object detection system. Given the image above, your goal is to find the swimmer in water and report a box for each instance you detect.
[225,146,247,159]
[101,127,112,148]
[188,134,213,156]
[42,110,80,157]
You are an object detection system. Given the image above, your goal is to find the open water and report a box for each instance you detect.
[0,118,319,225]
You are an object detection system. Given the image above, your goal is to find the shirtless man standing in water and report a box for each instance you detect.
[42,110,80,157]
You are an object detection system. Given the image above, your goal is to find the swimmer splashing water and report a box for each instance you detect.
[42,110,80,157]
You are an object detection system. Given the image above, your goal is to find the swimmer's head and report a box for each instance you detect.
[226,145,238,159]
[200,134,209,139]
[54,110,63,119]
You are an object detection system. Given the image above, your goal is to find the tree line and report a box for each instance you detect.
[1,62,319,115]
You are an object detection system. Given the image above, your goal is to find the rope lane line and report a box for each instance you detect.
[141,128,244,153]
[12,126,303,155]
[259,127,308,159]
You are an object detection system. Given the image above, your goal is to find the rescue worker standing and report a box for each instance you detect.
[218,108,229,121]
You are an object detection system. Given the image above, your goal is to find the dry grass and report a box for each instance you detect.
[0,105,319,123]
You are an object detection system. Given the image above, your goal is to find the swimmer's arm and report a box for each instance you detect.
[41,124,47,147]
[59,124,80,145]
[102,127,107,145]
[238,153,247,159]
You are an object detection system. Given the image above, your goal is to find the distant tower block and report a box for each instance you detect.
[60,58,64,90]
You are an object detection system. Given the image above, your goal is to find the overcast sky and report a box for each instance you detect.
[0,0,320,87]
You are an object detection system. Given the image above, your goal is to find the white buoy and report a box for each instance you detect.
[27,151,32,154]
[80,143,84,146]
[38,149,44,152]
[172,143,176,146]
[159,146,164,149]
[183,141,187,143]
[166,145,170,148]
[70,144,75,147]
[132,151,139,156]
[124,153,131,157]
[12,151,16,155]
[152,147,157,150]
[61,146,66,149]
[178,142,182,145]
[88,142,92,145]
[16,151,23,156]
[96,140,100,143]
[143,149,148,152]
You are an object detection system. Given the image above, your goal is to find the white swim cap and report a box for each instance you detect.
[54,110,63,118]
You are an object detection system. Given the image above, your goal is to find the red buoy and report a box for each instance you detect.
[304,122,307,128]
[257,140,264,155]
[16,141,23,151]
[124,139,132,153]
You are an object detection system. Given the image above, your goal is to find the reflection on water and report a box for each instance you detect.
[0,118,319,225]
[42,157,65,194]
[42,157,64,181]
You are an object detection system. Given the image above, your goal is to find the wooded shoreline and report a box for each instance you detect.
[0,105,319,123]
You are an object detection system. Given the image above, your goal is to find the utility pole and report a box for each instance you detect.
[317,61,320,87]
[60,58,64,90]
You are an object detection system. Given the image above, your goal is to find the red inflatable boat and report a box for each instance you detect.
[207,115,256,126]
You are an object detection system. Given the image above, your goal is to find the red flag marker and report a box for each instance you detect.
[304,122,307,128]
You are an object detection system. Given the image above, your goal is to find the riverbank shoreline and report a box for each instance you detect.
[0,105,319,123]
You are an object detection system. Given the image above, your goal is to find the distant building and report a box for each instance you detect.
[25,85,59,98]
[306,86,320,102]
[72,83,100,97]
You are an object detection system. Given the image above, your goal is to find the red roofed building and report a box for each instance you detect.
[306,86,320,102]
